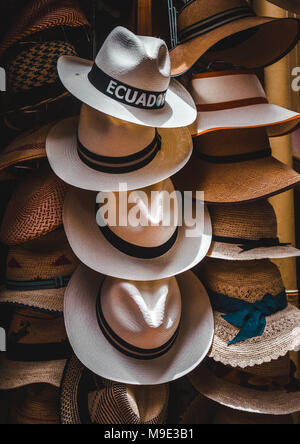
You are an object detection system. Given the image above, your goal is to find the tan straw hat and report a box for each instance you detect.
[46,104,193,192]
[207,200,300,260]
[0,229,79,313]
[196,259,300,368]
[64,265,214,385]
[0,308,71,390]
[189,71,300,138]
[0,167,68,245]
[170,0,300,77]
[266,1,300,14]
[60,356,169,424]
[173,127,300,204]
[189,355,300,415]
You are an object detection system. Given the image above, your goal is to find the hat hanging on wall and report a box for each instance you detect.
[170,0,300,77]
[46,104,193,192]
[173,127,300,204]
[266,0,300,14]
[63,179,212,281]
[57,26,197,129]
[60,356,169,424]
[64,265,214,385]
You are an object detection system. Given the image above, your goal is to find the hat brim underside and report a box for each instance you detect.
[267,0,300,14]
[208,242,300,261]
[64,266,214,385]
[0,287,65,314]
[46,117,193,192]
[57,57,197,129]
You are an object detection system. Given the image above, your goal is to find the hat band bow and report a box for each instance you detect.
[212,235,291,252]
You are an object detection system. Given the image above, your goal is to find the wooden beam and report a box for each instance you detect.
[137,0,152,35]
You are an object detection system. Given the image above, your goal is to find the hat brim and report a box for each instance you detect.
[46,117,193,192]
[170,17,300,77]
[64,265,214,385]
[189,361,300,415]
[173,155,300,204]
[63,188,212,280]
[0,287,65,314]
[57,57,197,129]
[267,0,300,14]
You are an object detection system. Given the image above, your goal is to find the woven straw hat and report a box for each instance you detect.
[57,26,196,129]
[60,356,169,424]
[0,229,79,313]
[212,407,293,424]
[173,127,300,204]
[63,180,212,281]
[64,265,214,385]
[0,0,89,60]
[189,355,300,415]
[0,168,68,245]
[0,308,71,390]
[170,0,300,77]
[189,71,300,138]
[46,104,193,192]
[9,384,60,425]
[267,1,300,13]
[197,259,300,368]
[207,200,300,260]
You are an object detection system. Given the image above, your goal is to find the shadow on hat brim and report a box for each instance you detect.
[170,17,300,77]
[0,287,65,314]
[46,117,193,192]
[173,155,300,204]
[267,0,300,14]
[189,362,300,415]
[64,266,214,385]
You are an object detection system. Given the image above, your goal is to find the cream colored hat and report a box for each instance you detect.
[189,71,300,138]
[63,179,212,281]
[57,26,196,129]
[46,104,193,192]
[64,265,214,385]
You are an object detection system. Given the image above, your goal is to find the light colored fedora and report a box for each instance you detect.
[170,0,300,77]
[0,229,79,313]
[208,200,300,260]
[267,1,300,14]
[57,26,196,129]
[189,71,300,138]
[64,265,214,385]
[189,356,300,416]
[196,259,300,369]
[63,179,212,281]
[60,356,169,424]
[46,104,193,192]
[173,127,300,204]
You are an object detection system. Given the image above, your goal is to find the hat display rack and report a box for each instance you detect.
[0,0,300,425]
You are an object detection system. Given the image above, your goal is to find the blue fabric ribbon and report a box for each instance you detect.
[207,289,288,345]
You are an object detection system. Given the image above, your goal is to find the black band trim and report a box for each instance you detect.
[213,235,291,252]
[193,148,271,164]
[6,341,72,362]
[88,65,167,110]
[6,275,71,291]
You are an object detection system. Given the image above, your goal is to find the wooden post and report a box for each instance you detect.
[137,0,153,35]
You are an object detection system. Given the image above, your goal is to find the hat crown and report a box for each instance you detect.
[95,27,171,92]
[101,276,182,349]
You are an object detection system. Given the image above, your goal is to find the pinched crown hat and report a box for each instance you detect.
[46,104,193,192]
[0,229,79,313]
[60,356,169,424]
[57,26,196,129]
[170,0,300,77]
[207,200,300,260]
[189,71,300,138]
[196,259,300,369]
[173,127,300,204]
[267,1,300,14]
[0,167,68,245]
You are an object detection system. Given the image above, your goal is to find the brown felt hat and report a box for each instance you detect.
[173,127,300,204]
[170,0,300,77]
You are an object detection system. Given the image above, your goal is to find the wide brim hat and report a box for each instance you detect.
[64,265,214,385]
[63,187,212,281]
[46,116,193,192]
[60,356,169,424]
[267,1,300,14]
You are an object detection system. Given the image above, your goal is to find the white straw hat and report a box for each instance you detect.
[64,265,214,385]
[57,26,196,129]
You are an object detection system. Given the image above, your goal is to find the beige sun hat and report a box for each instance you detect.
[0,229,79,313]
[64,265,214,385]
[195,259,300,368]
[189,71,300,138]
[173,127,300,204]
[57,26,196,129]
[60,356,169,424]
[207,200,300,260]
[46,104,193,192]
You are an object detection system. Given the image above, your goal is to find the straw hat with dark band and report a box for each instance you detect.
[170,0,300,77]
